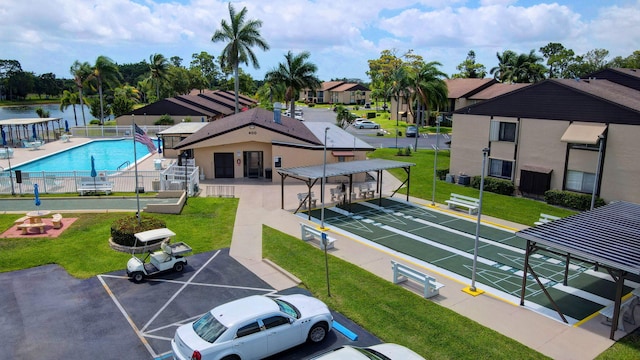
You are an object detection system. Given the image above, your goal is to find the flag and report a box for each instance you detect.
[134,124,156,153]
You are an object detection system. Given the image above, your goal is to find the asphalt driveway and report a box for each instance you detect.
[0,248,378,359]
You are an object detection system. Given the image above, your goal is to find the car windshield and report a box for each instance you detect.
[192,312,227,343]
[355,347,391,360]
[273,298,300,319]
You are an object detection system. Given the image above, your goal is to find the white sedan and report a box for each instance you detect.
[352,120,380,129]
[171,294,333,360]
[311,343,425,360]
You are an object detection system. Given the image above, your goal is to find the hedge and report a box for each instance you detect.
[544,189,606,211]
[470,176,515,196]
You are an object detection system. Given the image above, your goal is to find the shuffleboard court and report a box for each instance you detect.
[302,198,636,325]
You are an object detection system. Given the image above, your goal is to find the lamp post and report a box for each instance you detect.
[431,115,441,205]
[591,134,605,210]
[321,127,329,230]
[182,152,189,205]
[469,148,490,294]
[5,145,15,195]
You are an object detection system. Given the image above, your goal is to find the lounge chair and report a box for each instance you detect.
[45,175,63,191]
[22,140,44,150]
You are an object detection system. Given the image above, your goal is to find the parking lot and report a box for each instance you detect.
[0,248,379,359]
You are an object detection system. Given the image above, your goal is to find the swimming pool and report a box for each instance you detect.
[14,139,152,172]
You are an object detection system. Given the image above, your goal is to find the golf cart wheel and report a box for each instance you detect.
[132,272,144,283]
[174,262,184,272]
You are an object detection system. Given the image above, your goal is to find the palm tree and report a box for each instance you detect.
[148,53,169,101]
[70,60,92,126]
[389,65,411,125]
[411,61,448,126]
[212,3,269,113]
[265,51,321,117]
[89,55,120,124]
[490,50,517,83]
[59,89,86,126]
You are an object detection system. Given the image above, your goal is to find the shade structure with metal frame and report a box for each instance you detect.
[516,201,640,339]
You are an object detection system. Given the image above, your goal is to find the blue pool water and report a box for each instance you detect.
[14,139,152,172]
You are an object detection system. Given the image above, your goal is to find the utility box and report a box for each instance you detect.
[458,175,470,186]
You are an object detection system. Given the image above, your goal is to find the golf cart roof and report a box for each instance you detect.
[134,228,176,243]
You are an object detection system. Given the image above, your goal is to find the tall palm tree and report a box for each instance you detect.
[89,55,120,124]
[59,89,87,126]
[389,65,411,124]
[265,51,320,117]
[411,61,448,125]
[212,3,269,113]
[148,53,169,101]
[490,50,517,83]
[70,60,92,126]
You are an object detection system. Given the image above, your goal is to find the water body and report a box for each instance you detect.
[0,103,101,125]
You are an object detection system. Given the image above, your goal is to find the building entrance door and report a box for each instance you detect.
[214,153,234,178]
[244,151,263,178]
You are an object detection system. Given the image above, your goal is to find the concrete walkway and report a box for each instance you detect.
[227,174,617,360]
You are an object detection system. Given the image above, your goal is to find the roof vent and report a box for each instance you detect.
[273,102,282,124]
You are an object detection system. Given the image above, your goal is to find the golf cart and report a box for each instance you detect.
[126,228,192,283]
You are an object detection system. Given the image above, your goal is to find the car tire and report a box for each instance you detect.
[174,262,184,272]
[374,126,379,129]
[307,322,328,343]
[132,272,144,283]
[359,126,364,129]
[221,356,240,360]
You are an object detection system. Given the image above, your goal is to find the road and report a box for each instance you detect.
[300,106,450,150]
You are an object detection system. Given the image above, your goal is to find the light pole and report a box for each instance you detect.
[431,115,441,205]
[321,127,329,230]
[468,147,489,295]
[182,152,189,205]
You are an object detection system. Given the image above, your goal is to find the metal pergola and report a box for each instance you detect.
[516,201,640,339]
[277,159,415,219]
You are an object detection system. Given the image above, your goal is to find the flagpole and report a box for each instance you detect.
[132,114,141,225]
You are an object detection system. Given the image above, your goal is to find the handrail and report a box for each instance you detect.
[117,161,130,171]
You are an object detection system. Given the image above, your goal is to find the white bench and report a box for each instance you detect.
[599,295,639,331]
[297,192,317,209]
[300,223,336,250]
[17,222,46,234]
[358,183,375,199]
[534,213,561,226]
[78,178,114,195]
[51,213,63,229]
[14,215,30,225]
[391,261,444,299]
[444,193,479,215]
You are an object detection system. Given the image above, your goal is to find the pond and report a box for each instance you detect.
[0,103,108,125]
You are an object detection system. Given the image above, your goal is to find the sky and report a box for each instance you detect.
[2,0,639,83]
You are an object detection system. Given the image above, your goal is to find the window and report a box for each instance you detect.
[236,322,261,338]
[489,159,513,179]
[566,170,595,193]
[274,156,282,168]
[262,316,290,329]
[490,121,517,142]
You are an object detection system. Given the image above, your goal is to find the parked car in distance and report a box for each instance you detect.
[311,343,425,360]
[405,125,418,137]
[353,119,380,129]
[171,294,333,360]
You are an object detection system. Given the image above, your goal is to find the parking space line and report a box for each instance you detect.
[97,275,157,357]
[141,250,222,332]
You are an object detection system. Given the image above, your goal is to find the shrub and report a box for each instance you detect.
[396,148,404,156]
[544,190,606,211]
[308,102,315,107]
[110,215,167,247]
[367,112,376,119]
[436,168,450,180]
[404,146,412,156]
[89,119,101,125]
[154,114,174,125]
[471,176,515,196]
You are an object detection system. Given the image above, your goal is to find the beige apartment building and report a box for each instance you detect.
[449,68,640,203]
[172,107,374,183]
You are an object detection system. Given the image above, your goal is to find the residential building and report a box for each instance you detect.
[302,81,370,105]
[449,68,640,203]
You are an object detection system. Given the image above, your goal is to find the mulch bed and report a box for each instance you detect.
[1,217,78,238]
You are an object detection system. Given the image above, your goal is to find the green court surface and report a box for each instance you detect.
[302,198,633,325]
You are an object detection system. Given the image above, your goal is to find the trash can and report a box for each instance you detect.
[265,168,272,179]
[154,159,162,170]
